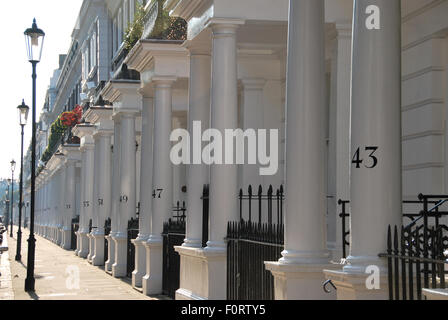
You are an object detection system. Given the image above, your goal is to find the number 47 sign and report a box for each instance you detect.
[352,146,379,169]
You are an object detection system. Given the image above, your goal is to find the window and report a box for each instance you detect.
[113,16,118,54]
[82,46,87,80]
[117,7,123,47]
[90,30,97,71]
[124,0,129,32]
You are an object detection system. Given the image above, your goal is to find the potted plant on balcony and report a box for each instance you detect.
[40,105,83,164]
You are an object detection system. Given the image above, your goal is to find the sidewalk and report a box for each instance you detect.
[6,227,154,300]
[0,236,14,300]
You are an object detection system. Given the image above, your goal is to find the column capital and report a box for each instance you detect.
[183,40,211,57]
[65,158,79,167]
[93,119,114,138]
[114,108,140,118]
[80,139,95,152]
[241,78,266,91]
[207,18,245,35]
[152,76,177,88]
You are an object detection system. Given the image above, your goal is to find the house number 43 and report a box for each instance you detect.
[352,146,379,169]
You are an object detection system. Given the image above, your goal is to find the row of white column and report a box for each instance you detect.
[34,149,79,251]
[33,0,402,300]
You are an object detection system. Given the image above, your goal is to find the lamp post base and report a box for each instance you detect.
[24,277,35,292]
[25,234,36,292]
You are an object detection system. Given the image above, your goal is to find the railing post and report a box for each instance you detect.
[202,185,209,248]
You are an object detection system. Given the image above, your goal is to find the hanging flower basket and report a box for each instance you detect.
[40,105,83,164]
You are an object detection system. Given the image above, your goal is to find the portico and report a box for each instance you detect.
[125,39,189,294]
[102,80,142,278]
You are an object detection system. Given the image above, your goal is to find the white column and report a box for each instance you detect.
[62,158,77,250]
[327,23,352,260]
[43,173,49,238]
[142,78,174,295]
[324,0,402,300]
[177,22,241,301]
[240,78,266,191]
[76,148,86,256]
[266,0,333,300]
[182,49,211,248]
[92,130,113,266]
[347,0,402,271]
[112,110,137,278]
[79,138,95,259]
[132,95,154,288]
[57,166,65,246]
[106,117,121,271]
[88,137,101,262]
[206,21,240,253]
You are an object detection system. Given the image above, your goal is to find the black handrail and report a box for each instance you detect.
[404,199,448,230]
[338,195,448,259]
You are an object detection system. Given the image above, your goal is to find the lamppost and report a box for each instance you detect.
[5,182,11,230]
[24,201,30,229]
[10,160,16,237]
[24,18,45,292]
[16,100,29,261]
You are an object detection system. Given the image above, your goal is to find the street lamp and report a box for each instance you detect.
[10,160,16,237]
[16,100,29,261]
[5,187,10,231]
[24,18,45,292]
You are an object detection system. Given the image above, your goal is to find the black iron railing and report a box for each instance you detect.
[227,185,284,300]
[379,225,447,300]
[127,218,139,278]
[201,185,209,248]
[162,202,187,299]
[71,216,79,250]
[338,195,448,258]
[104,218,111,263]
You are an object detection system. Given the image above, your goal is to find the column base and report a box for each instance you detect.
[62,228,72,250]
[265,261,338,300]
[112,234,128,278]
[87,233,94,262]
[142,239,163,296]
[77,231,90,259]
[175,246,227,300]
[132,236,148,288]
[92,232,105,266]
[105,234,116,272]
[323,268,389,300]
[423,289,448,300]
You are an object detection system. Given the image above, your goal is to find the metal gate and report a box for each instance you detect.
[227,185,284,300]
[127,218,139,278]
[379,194,448,300]
[162,202,186,299]
[104,218,111,263]
[71,216,79,250]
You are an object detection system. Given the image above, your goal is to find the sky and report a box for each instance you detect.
[0,0,83,179]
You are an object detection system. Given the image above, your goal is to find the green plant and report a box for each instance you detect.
[162,16,187,41]
[149,0,187,40]
[124,2,146,51]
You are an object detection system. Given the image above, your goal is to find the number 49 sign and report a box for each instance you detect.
[352,146,379,169]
